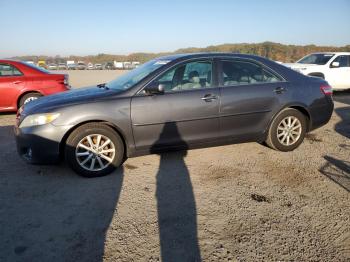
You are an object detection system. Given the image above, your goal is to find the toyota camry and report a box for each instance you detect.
[15,53,334,177]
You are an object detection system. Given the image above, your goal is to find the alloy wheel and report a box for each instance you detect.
[276,116,302,146]
[75,134,116,171]
[23,96,38,104]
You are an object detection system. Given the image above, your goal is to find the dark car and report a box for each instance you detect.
[15,53,334,177]
[103,62,115,70]
[0,60,70,112]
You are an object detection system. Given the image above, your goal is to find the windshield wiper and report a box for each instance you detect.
[97,83,109,90]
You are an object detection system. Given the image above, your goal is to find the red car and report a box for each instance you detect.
[0,60,70,112]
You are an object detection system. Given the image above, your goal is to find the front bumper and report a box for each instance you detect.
[14,123,73,164]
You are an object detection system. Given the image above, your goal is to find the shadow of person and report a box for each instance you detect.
[151,122,201,262]
[0,124,124,262]
[319,155,350,192]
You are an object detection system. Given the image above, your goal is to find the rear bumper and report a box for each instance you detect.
[14,123,72,164]
[309,97,334,131]
[41,85,70,96]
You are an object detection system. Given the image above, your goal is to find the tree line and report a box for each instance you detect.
[11,42,350,64]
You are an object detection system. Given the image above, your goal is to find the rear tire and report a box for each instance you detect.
[19,92,42,107]
[65,123,124,178]
[266,108,307,152]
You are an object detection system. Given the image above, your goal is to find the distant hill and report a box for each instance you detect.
[10,42,350,64]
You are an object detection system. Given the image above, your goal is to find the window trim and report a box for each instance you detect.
[136,57,217,95]
[0,63,24,77]
[217,57,286,88]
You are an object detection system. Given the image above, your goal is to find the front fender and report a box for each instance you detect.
[52,98,134,156]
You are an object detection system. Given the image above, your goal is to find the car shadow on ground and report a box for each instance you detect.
[333,90,350,105]
[0,122,201,261]
[0,123,124,261]
[335,106,350,139]
[333,92,350,139]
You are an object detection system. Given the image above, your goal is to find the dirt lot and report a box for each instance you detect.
[56,70,127,88]
[0,71,349,262]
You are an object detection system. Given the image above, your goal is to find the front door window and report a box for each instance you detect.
[156,60,213,92]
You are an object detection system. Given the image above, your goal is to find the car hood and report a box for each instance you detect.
[23,86,122,114]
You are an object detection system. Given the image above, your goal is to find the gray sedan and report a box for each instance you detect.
[15,53,334,177]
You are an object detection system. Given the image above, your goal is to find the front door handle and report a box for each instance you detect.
[274,87,286,94]
[201,94,217,102]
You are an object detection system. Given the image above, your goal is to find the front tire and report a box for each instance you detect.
[266,108,307,151]
[65,123,124,177]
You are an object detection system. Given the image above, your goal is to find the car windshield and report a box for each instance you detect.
[21,61,50,73]
[107,59,170,90]
[297,53,334,65]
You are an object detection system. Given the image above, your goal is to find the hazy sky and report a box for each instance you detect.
[1,0,349,57]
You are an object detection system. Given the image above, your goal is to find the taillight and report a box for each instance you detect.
[57,75,70,89]
[64,75,69,85]
[320,85,332,96]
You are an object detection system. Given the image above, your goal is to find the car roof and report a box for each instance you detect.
[0,59,23,64]
[157,52,266,62]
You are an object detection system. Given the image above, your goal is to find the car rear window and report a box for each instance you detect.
[20,62,50,73]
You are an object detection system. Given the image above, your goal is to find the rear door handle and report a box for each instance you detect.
[13,81,22,84]
[274,87,286,94]
[201,94,218,101]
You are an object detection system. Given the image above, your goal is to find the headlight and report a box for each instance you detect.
[19,113,60,128]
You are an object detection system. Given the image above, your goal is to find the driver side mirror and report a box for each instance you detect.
[144,83,165,95]
[331,61,340,68]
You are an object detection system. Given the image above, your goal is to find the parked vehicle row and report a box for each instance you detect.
[14,53,334,178]
[26,60,141,70]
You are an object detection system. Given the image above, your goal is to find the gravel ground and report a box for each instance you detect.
[0,71,349,262]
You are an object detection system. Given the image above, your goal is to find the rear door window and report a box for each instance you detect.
[220,59,282,86]
[0,63,23,77]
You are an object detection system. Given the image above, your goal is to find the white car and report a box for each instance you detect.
[47,63,58,70]
[94,63,102,70]
[58,63,67,70]
[284,52,350,91]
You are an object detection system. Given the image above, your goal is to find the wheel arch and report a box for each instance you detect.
[307,72,325,79]
[17,90,43,109]
[289,105,311,131]
[265,104,312,138]
[59,120,129,160]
